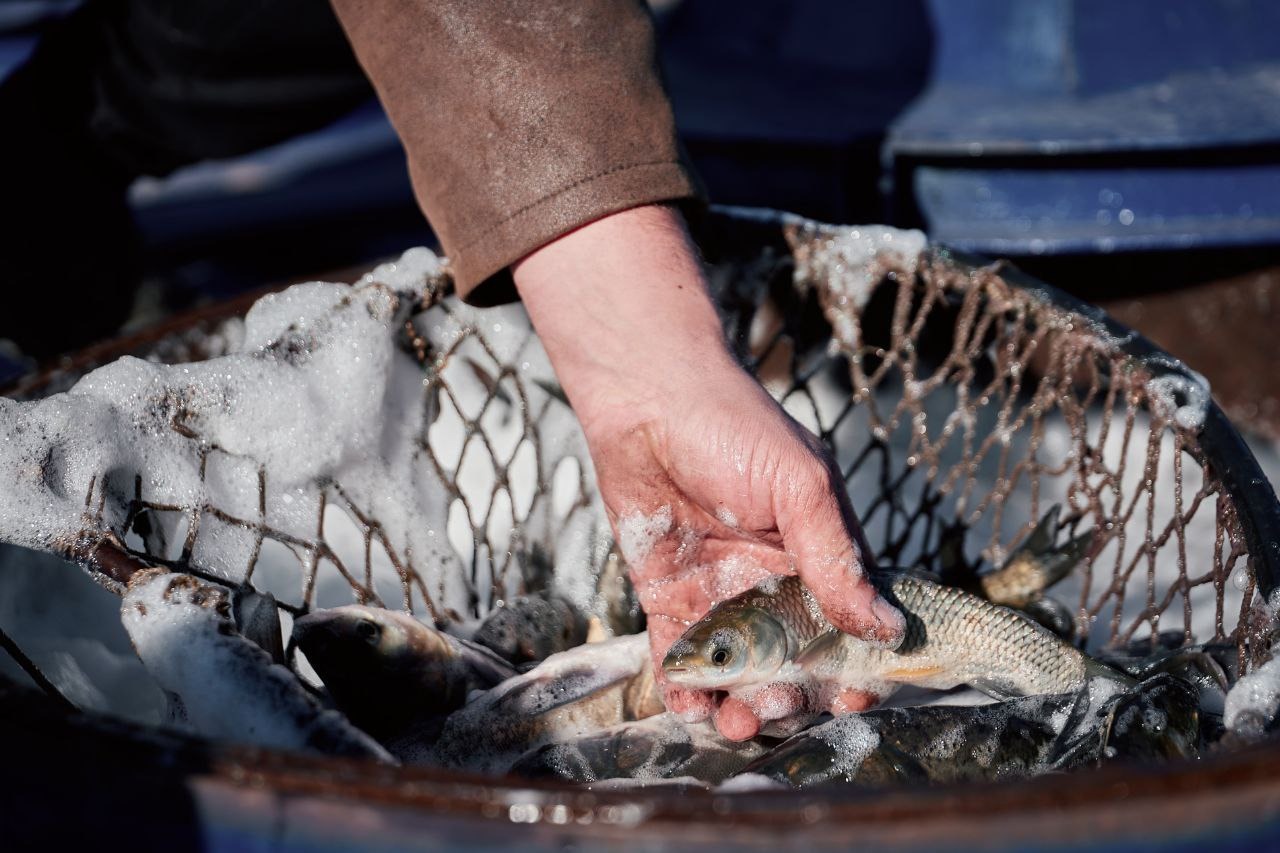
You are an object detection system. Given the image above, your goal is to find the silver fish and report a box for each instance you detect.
[428,633,665,773]
[122,570,392,762]
[509,713,766,785]
[663,573,1123,706]
[292,604,516,744]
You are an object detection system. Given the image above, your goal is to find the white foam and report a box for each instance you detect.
[715,773,787,792]
[617,506,672,565]
[811,713,881,774]
[1225,655,1280,733]
[1145,371,1211,433]
[792,223,927,351]
[0,246,619,624]
[358,246,447,291]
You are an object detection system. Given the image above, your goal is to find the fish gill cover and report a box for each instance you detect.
[0,209,1274,787]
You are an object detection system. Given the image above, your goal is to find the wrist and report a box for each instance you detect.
[513,205,737,426]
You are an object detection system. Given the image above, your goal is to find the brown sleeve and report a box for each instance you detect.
[328,0,700,304]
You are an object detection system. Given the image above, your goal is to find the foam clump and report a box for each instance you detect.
[1224,655,1280,737]
[616,506,672,565]
[0,262,470,609]
[1145,370,1211,433]
[357,246,447,291]
[715,773,788,793]
[121,570,392,760]
[811,712,882,769]
[789,221,927,352]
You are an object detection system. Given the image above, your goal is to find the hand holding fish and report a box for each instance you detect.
[513,205,906,740]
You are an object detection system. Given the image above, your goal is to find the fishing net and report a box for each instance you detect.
[2,206,1277,729]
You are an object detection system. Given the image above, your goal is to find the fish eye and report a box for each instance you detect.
[355,619,380,644]
[711,646,732,667]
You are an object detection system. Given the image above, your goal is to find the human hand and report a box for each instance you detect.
[512,205,905,740]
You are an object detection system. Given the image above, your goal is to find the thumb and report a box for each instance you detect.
[779,458,905,647]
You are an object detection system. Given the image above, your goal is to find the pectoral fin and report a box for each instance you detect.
[881,664,948,683]
[795,630,844,668]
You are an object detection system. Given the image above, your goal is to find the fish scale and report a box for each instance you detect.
[855,575,1088,696]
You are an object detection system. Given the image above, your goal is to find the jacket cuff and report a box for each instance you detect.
[451,160,698,305]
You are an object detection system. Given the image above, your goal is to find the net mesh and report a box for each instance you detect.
[2,210,1274,690]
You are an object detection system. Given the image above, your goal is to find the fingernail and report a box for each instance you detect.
[871,595,906,645]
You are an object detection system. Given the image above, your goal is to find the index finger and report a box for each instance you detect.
[777,457,905,647]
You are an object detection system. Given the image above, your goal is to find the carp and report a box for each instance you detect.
[662,573,1125,712]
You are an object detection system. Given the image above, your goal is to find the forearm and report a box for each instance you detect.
[329,0,699,302]
[513,205,739,430]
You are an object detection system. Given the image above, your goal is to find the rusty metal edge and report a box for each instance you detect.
[5,677,1279,849]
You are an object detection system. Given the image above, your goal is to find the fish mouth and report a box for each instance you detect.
[660,655,693,680]
[661,658,705,686]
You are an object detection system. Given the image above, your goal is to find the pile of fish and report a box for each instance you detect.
[116,508,1239,790]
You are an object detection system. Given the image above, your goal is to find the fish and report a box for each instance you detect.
[1101,639,1231,716]
[1052,673,1202,768]
[662,573,1126,712]
[291,604,516,745]
[472,593,589,666]
[233,586,285,665]
[508,712,767,785]
[978,506,1093,610]
[742,671,1200,789]
[742,693,1078,788]
[427,633,666,773]
[937,508,1091,639]
[1017,597,1076,638]
[597,550,646,637]
[122,570,392,762]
